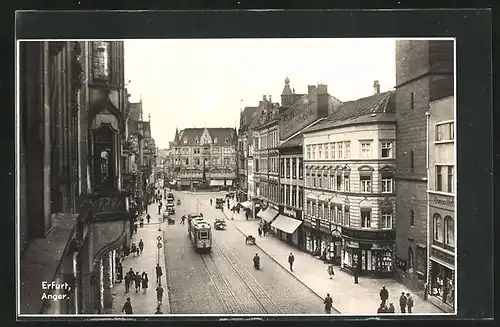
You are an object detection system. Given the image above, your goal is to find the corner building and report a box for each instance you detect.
[394,40,454,291]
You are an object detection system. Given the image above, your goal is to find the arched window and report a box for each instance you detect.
[408,247,414,271]
[445,216,454,247]
[433,213,443,242]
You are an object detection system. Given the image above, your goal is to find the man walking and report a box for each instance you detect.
[122,298,133,314]
[288,252,295,272]
[380,286,389,306]
[139,239,144,254]
[406,293,414,313]
[399,292,407,313]
[156,263,163,284]
[156,283,164,305]
[324,293,333,314]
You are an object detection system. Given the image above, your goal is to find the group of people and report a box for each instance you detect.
[378,286,415,314]
[121,264,166,314]
[257,223,270,237]
[124,268,149,294]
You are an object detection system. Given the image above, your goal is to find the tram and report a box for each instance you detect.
[189,218,212,253]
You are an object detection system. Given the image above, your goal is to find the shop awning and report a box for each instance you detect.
[271,215,303,234]
[258,208,278,223]
[240,201,252,209]
[210,179,225,186]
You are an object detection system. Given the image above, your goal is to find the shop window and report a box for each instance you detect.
[360,174,372,193]
[344,173,350,191]
[433,213,443,243]
[445,216,454,247]
[410,209,415,227]
[372,249,393,272]
[361,209,371,228]
[381,209,393,229]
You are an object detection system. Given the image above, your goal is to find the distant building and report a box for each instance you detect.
[303,85,396,276]
[171,127,237,189]
[237,106,261,201]
[426,95,455,312]
[394,40,454,292]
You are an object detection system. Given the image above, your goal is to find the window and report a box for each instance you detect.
[410,150,414,171]
[381,209,393,229]
[298,188,303,209]
[199,231,209,239]
[408,247,414,271]
[343,174,350,192]
[436,166,443,191]
[336,174,342,191]
[433,213,443,242]
[225,138,229,144]
[410,92,414,109]
[344,206,350,226]
[360,141,372,159]
[318,144,322,158]
[410,210,415,227]
[307,200,311,215]
[361,210,371,228]
[331,143,336,159]
[445,216,454,247]
[92,41,110,80]
[299,158,303,179]
[344,142,351,159]
[312,145,316,159]
[436,122,454,141]
[447,166,454,193]
[381,176,393,193]
[324,144,329,159]
[185,159,189,165]
[195,137,199,144]
[195,158,200,165]
[312,172,316,187]
[307,146,311,159]
[214,137,218,144]
[183,137,188,144]
[292,158,297,178]
[280,159,284,177]
[360,175,372,193]
[381,142,392,158]
[337,142,343,159]
[286,159,290,178]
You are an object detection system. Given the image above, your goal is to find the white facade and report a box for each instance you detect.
[247,159,255,198]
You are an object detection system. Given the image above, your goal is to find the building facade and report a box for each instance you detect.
[426,96,455,312]
[237,106,260,201]
[394,40,454,290]
[303,87,397,277]
[171,127,237,189]
[19,41,130,314]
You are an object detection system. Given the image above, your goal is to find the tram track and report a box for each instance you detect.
[210,240,282,314]
[199,251,245,314]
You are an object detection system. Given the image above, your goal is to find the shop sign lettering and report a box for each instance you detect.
[432,195,454,208]
[342,227,395,241]
[283,207,297,218]
[91,195,126,214]
[431,248,455,266]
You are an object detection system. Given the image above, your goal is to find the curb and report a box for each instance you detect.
[230,220,342,314]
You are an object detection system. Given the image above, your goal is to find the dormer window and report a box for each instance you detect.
[183,137,187,144]
[195,137,199,144]
[225,138,229,144]
[214,137,218,144]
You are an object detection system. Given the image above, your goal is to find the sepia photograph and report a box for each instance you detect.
[17,37,456,316]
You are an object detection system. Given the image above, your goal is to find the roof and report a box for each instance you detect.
[278,133,302,149]
[142,121,151,138]
[176,127,236,146]
[239,106,260,131]
[129,102,142,121]
[304,91,396,133]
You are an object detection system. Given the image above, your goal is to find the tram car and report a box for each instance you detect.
[187,213,205,234]
[189,218,212,253]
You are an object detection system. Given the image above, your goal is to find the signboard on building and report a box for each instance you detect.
[430,193,455,211]
[342,227,395,241]
[431,247,455,268]
[279,205,303,220]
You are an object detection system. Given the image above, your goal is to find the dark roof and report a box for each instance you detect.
[142,121,151,138]
[278,133,302,149]
[304,91,395,133]
[129,102,142,121]
[239,107,260,130]
[176,127,236,146]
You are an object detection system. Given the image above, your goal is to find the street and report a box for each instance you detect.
[163,190,330,314]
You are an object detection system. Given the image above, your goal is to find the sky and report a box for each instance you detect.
[124,38,396,149]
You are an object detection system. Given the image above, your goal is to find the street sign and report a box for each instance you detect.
[157,243,162,249]
[157,236,162,242]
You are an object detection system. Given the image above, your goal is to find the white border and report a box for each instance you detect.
[16,37,457,318]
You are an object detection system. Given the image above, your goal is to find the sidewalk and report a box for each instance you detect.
[225,200,444,315]
[111,206,170,315]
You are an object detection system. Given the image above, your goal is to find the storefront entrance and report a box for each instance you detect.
[429,260,455,309]
[342,242,394,277]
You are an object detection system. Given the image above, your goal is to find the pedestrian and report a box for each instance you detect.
[324,293,333,314]
[377,303,387,314]
[133,223,138,235]
[380,286,389,306]
[142,272,149,293]
[131,243,137,257]
[154,305,163,314]
[156,283,164,305]
[147,213,151,224]
[327,263,335,279]
[124,272,131,293]
[158,204,161,215]
[117,262,123,282]
[156,263,163,283]
[406,293,414,313]
[258,227,262,236]
[122,298,133,314]
[139,239,144,254]
[353,268,359,284]
[288,252,295,271]
[245,210,249,220]
[134,272,142,292]
[210,199,213,206]
[181,215,186,224]
[388,303,395,313]
[399,292,407,313]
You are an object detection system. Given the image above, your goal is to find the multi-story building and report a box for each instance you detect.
[19,41,130,314]
[171,127,237,189]
[394,40,454,291]
[426,96,455,312]
[303,84,397,277]
[237,106,260,201]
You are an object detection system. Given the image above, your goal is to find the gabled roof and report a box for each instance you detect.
[278,117,326,149]
[304,91,396,133]
[129,102,142,122]
[239,106,260,130]
[175,127,236,146]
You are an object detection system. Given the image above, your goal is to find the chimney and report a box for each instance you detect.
[373,80,380,94]
[269,95,272,103]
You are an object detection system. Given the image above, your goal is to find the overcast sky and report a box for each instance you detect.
[124,38,396,149]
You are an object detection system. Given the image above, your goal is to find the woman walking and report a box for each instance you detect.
[142,272,149,293]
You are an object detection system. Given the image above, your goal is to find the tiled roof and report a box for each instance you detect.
[304,91,395,133]
[176,127,236,146]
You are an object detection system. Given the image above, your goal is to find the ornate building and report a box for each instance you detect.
[19,41,130,314]
[236,106,260,201]
[171,127,237,189]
